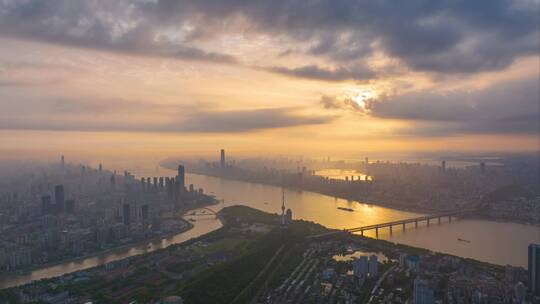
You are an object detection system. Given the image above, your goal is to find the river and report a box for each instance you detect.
[1,170,538,289]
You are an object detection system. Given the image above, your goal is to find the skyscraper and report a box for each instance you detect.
[529,244,540,296]
[220,149,225,168]
[110,173,116,192]
[61,155,65,168]
[123,204,131,227]
[177,165,185,193]
[141,204,149,228]
[141,177,146,192]
[41,195,51,215]
[65,199,75,213]
[54,185,64,213]
[414,278,434,304]
[353,256,369,278]
[281,190,286,226]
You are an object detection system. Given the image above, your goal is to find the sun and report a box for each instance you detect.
[349,88,376,109]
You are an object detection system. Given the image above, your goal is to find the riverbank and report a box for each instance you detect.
[0,218,195,278]
[182,169,436,214]
[185,169,537,226]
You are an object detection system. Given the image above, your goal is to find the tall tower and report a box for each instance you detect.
[177,165,185,193]
[220,149,226,168]
[123,203,131,227]
[54,185,65,213]
[281,190,286,226]
[61,155,65,168]
[110,173,116,192]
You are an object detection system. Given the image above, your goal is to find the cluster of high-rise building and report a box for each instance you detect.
[0,156,214,272]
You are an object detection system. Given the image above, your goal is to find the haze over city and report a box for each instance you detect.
[0,1,539,304]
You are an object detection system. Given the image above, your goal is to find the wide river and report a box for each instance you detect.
[1,170,538,289]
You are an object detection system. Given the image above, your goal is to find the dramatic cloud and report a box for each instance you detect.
[0,1,235,63]
[363,75,540,135]
[0,0,537,75]
[266,64,374,82]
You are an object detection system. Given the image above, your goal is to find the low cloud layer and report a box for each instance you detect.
[0,96,333,133]
[266,64,374,82]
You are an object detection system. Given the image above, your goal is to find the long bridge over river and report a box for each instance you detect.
[309,209,473,239]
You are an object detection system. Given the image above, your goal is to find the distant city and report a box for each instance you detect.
[0,151,538,303]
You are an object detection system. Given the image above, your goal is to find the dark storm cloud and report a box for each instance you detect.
[0,0,538,74]
[364,75,540,135]
[266,64,374,82]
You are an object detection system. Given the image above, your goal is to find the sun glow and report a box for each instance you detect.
[349,88,376,109]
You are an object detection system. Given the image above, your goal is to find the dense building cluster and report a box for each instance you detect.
[0,158,214,272]
[259,238,538,304]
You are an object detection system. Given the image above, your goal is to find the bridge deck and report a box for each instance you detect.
[346,211,463,232]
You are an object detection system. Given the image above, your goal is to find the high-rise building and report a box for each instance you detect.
[369,255,378,276]
[529,244,540,296]
[61,155,65,167]
[177,165,185,193]
[141,204,149,225]
[281,190,286,226]
[98,163,102,172]
[141,177,146,192]
[41,195,51,215]
[414,278,434,304]
[123,204,131,226]
[353,256,369,278]
[220,149,225,168]
[441,160,446,171]
[54,185,65,213]
[285,209,292,224]
[65,199,75,213]
[110,173,116,192]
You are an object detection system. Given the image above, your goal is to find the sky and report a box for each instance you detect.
[0,0,539,163]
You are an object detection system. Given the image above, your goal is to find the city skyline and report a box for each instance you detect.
[0,0,539,162]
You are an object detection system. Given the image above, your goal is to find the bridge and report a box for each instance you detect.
[309,209,472,239]
[185,207,218,218]
[346,210,466,238]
